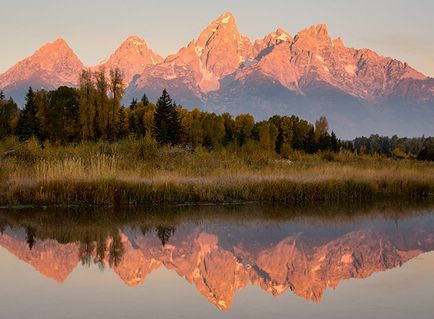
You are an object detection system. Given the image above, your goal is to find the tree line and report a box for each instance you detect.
[1,68,433,160]
[353,135,434,161]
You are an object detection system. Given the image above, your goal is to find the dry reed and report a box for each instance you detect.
[1,137,433,207]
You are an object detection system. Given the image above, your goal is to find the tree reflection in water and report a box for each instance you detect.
[0,203,434,311]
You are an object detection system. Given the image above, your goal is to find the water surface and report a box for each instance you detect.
[0,204,433,319]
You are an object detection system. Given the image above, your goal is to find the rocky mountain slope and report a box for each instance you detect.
[0,39,84,105]
[1,12,433,137]
[91,35,163,85]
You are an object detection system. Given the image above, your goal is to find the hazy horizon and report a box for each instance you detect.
[1,0,434,76]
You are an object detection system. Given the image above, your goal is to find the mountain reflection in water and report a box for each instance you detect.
[0,204,434,312]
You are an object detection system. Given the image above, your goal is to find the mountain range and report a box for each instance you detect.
[1,12,433,138]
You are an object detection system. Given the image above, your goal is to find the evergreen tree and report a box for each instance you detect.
[153,89,181,145]
[25,227,36,250]
[16,87,41,141]
[318,132,332,151]
[418,141,434,161]
[141,93,149,106]
[43,87,80,143]
[129,98,137,110]
[0,91,4,100]
[330,131,339,152]
[305,127,316,153]
[156,226,175,247]
[117,106,130,139]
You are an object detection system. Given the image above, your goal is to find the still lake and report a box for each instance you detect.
[0,204,433,319]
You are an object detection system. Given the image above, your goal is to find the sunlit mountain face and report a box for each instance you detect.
[1,12,433,137]
[1,205,433,312]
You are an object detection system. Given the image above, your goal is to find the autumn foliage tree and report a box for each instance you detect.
[78,68,126,141]
[257,122,278,151]
[79,70,96,140]
[234,114,254,146]
[0,94,20,138]
[107,68,124,140]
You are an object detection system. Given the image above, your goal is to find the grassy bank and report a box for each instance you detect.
[1,137,434,206]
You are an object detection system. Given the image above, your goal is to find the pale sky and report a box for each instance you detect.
[1,0,434,76]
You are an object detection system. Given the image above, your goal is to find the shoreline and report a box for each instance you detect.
[2,177,432,207]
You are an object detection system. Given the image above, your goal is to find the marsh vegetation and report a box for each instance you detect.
[1,137,433,206]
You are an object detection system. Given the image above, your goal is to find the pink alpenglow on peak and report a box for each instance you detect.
[93,35,163,85]
[1,12,433,137]
[129,11,254,100]
[252,28,293,58]
[0,38,84,99]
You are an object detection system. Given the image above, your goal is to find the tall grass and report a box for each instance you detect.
[1,137,433,207]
